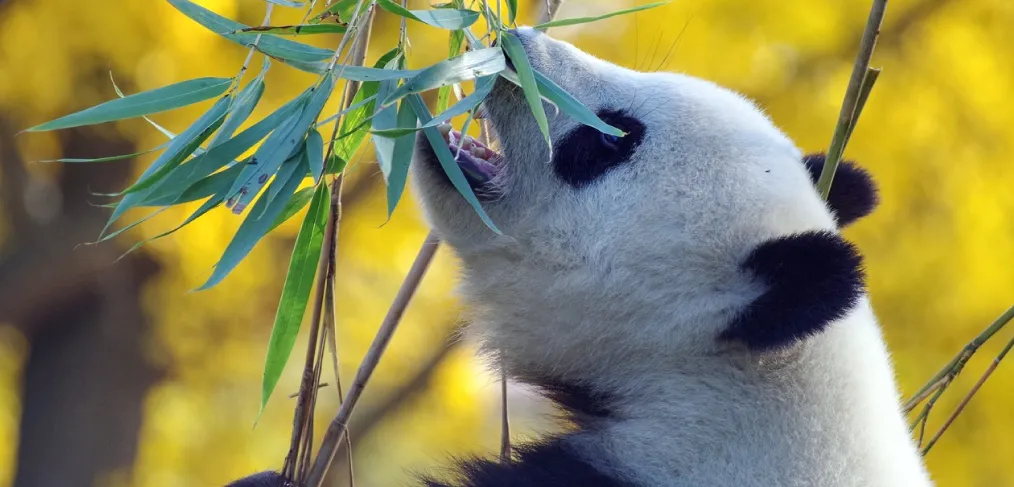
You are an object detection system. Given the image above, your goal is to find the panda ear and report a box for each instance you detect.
[802,153,879,227]
[224,471,290,487]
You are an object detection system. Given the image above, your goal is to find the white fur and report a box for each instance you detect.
[412,27,932,487]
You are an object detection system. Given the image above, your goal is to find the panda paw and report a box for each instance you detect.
[721,231,865,352]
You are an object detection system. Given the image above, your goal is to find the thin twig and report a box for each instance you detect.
[921,330,1014,455]
[814,0,887,199]
[236,4,275,84]
[903,304,1014,412]
[304,234,440,487]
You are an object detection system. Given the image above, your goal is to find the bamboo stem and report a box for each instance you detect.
[814,0,887,199]
[304,234,440,487]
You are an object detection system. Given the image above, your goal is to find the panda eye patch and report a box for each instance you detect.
[552,109,646,188]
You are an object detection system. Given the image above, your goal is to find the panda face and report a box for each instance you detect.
[411,28,842,376]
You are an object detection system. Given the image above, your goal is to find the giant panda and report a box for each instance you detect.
[226,27,932,487]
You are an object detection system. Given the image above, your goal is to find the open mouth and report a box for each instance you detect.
[436,119,505,199]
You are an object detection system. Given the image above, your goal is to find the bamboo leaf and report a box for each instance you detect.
[233,24,348,36]
[506,0,517,25]
[384,102,419,217]
[261,183,329,411]
[382,48,505,107]
[306,129,325,183]
[35,142,170,164]
[197,157,308,290]
[533,70,623,136]
[263,0,306,7]
[376,0,479,30]
[103,95,232,234]
[331,48,401,161]
[167,0,335,72]
[309,0,359,24]
[268,186,315,234]
[25,77,232,132]
[140,164,245,207]
[369,75,495,139]
[228,74,335,213]
[407,94,500,233]
[436,30,465,113]
[138,96,303,207]
[534,1,670,29]
[501,32,550,147]
[210,62,268,147]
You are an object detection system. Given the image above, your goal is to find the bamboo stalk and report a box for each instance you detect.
[814,0,887,199]
[922,332,1014,455]
[304,234,440,487]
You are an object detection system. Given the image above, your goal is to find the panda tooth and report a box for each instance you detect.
[438,123,452,140]
[461,135,474,151]
[471,145,487,160]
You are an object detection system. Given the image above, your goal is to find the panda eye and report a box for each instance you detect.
[600,132,622,150]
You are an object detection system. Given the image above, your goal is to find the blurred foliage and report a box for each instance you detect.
[1,0,1013,486]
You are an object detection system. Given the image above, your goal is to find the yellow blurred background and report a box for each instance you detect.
[1,0,1012,485]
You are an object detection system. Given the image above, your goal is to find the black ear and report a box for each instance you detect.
[720,231,865,352]
[225,471,290,487]
[802,153,879,227]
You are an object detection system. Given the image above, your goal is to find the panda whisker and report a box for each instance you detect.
[653,16,694,73]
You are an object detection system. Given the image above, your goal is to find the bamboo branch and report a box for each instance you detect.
[903,304,1014,413]
[814,0,887,199]
[304,234,440,487]
[921,331,1014,455]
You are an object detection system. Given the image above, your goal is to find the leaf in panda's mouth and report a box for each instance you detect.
[437,123,502,187]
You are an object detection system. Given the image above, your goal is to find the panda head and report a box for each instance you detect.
[412,28,877,380]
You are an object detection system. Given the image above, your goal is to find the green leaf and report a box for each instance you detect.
[35,142,170,164]
[103,95,232,234]
[138,96,303,207]
[261,183,329,411]
[197,157,308,290]
[263,0,306,7]
[382,48,505,107]
[384,102,419,217]
[330,48,401,161]
[210,62,268,148]
[233,24,348,36]
[261,148,307,216]
[534,1,670,29]
[268,186,315,234]
[140,164,245,207]
[533,71,623,136]
[506,0,517,25]
[406,94,500,233]
[501,32,550,147]
[121,190,229,259]
[436,30,465,113]
[310,0,359,24]
[228,74,335,213]
[25,77,232,132]
[167,0,334,72]
[119,95,232,196]
[376,0,479,30]
[369,75,495,138]
[305,129,325,183]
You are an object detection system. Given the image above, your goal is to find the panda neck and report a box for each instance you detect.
[513,303,931,486]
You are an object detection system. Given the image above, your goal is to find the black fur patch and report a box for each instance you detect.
[529,375,614,425]
[802,153,879,227]
[553,110,646,188]
[721,231,865,351]
[223,471,290,487]
[421,439,630,487]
